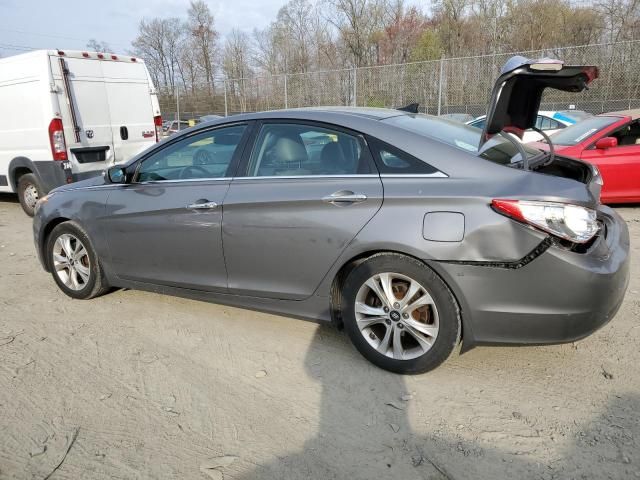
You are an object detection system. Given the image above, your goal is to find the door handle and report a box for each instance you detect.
[322,190,367,205]
[186,200,218,210]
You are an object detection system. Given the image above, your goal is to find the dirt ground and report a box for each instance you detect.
[0,193,638,480]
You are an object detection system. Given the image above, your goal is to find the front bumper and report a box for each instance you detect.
[431,205,630,347]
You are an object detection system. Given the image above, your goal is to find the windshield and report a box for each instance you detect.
[384,114,541,165]
[549,116,619,146]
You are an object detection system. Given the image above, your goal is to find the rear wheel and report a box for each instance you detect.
[46,221,110,299]
[341,253,460,374]
[17,173,43,217]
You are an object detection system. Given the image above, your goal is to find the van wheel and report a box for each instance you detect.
[17,173,43,217]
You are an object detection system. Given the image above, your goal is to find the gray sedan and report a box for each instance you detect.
[33,58,629,374]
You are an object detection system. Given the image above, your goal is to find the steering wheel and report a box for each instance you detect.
[179,165,210,179]
[194,149,215,165]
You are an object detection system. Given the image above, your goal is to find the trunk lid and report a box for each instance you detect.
[480,56,598,147]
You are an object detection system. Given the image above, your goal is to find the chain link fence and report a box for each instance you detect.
[159,40,640,122]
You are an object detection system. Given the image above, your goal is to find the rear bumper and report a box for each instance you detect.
[431,205,630,347]
[32,161,71,193]
[33,161,103,194]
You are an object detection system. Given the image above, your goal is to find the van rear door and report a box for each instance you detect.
[51,55,115,176]
[101,60,158,163]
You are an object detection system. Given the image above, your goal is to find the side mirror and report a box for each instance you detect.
[107,166,127,183]
[595,137,617,149]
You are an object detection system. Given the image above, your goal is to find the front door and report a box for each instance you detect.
[102,123,250,291]
[222,121,383,300]
[581,120,640,202]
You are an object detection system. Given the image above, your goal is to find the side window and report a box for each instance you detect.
[535,115,544,129]
[611,120,640,146]
[370,139,442,175]
[247,123,371,177]
[137,124,246,182]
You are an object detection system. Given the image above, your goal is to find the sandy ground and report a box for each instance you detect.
[0,192,638,480]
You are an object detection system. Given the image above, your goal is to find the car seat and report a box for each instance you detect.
[320,142,349,174]
[270,134,311,176]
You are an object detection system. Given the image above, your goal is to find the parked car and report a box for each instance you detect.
[33,56,629,374]
[467,110,589,142]
[439,113,475,123]
[199,114,223,123]
[529,109,640,203]
[0,49,162,216]
[163,120,190,137]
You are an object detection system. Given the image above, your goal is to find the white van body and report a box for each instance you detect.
[0,49,161,214]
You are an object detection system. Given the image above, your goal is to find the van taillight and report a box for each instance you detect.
[154,115,162,142]
[48,118,68,161]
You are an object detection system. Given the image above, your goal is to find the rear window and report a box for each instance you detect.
[383,114,540,165]
[550,116,620,146]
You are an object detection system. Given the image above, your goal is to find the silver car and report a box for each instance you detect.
[33,57,629,374]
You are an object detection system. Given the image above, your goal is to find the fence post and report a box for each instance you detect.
[437,56,444,116]
[352,67,357,107]
[284,74,288,109]
[176,86,180,128]
[223,80,228,117]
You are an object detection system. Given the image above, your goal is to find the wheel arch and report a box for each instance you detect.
[330,249,472,351]
[8,157,39,191]
[40,216,72,271]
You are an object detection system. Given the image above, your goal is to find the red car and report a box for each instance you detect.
[529,109,640,203]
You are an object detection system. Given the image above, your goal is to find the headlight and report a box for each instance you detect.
[492,199,599,244]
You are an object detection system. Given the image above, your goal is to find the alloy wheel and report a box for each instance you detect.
[354,272,439,360]
[52,234,91,291]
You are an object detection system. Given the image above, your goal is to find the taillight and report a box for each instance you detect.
[492,199,599,244]
[48,118,68,161]
[154,115,162,142]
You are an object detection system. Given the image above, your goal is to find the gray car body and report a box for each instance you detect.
[33,107,630,351]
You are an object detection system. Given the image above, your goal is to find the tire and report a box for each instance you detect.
[45,221,110,300]
[17,173,43,217]
[341,253,460,374]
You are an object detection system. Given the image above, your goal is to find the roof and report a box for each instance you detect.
[266,106,406,120]
[0,49,143,64]
[210,107,409,127]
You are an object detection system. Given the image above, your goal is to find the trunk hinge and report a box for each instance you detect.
[59,58,81,143]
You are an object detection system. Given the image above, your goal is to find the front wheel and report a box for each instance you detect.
[341,253,460,374]
[17,173,43,217]
[46,221,110,299]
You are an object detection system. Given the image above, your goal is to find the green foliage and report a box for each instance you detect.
[410,29,443,62]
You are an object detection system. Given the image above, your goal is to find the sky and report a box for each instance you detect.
[0,0,295,57]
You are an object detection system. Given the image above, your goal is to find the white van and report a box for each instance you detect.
[0,49,162,215]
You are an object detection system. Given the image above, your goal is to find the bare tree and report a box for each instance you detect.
[188,0,218,94]
[132,18,185,91]
[324,0,387,67]
[87,39,111,52]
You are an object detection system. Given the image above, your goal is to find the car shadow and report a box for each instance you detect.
[0,192,19,204]
[236,325,639,479]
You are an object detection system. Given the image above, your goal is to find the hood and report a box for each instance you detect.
[480,56,598,147]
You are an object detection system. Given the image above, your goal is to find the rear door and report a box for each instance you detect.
[222,120,383,300]
[101,60,157,163]
[50,55,115,175]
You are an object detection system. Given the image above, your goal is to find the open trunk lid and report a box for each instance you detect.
[480,56,598,147]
